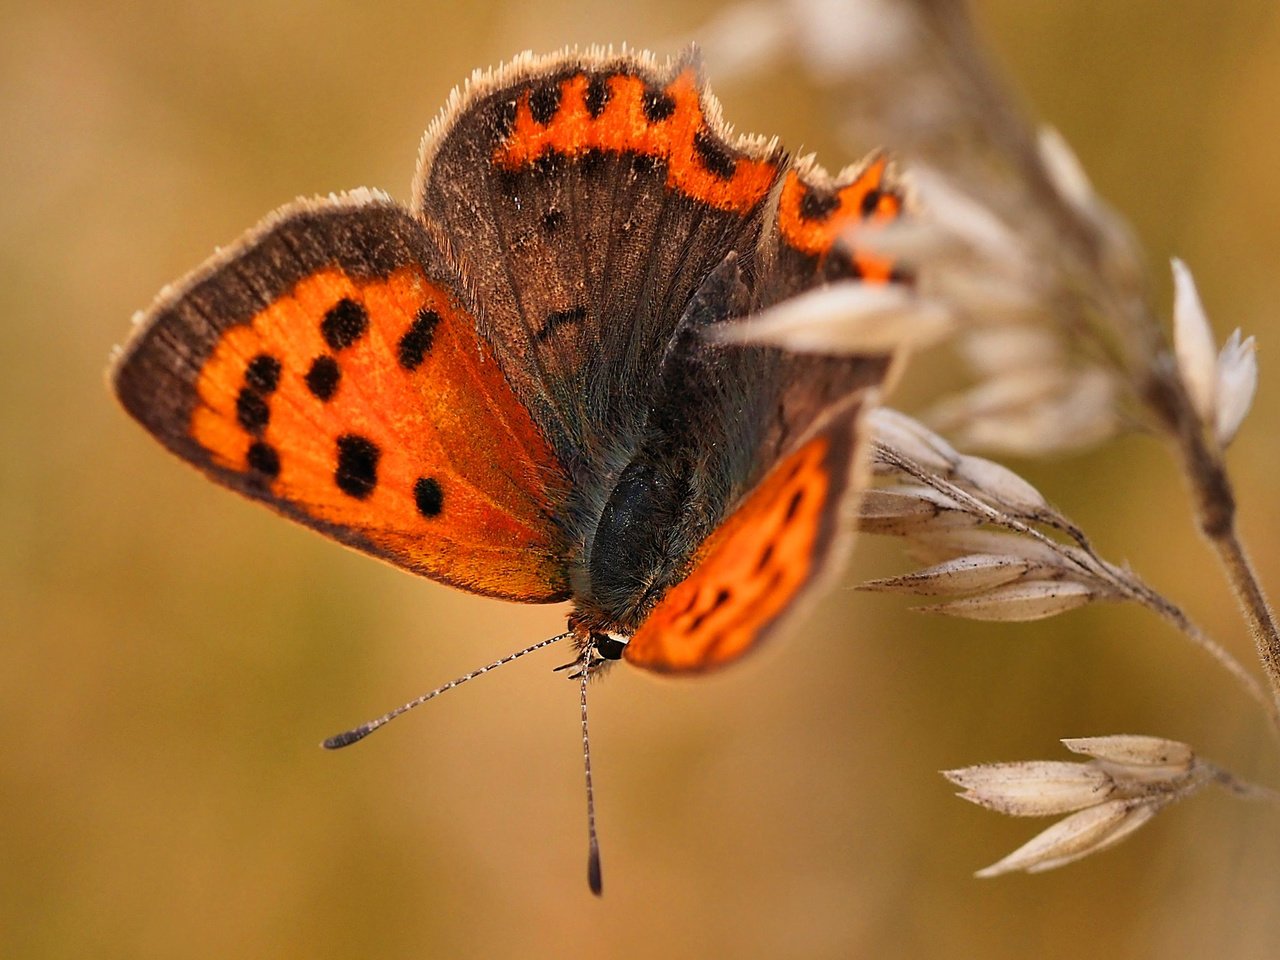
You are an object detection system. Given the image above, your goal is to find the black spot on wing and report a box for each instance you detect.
[585,76,611,117]
[414,477,444,518]
[642,85,676,122]
[533,149,566,176]
[630,153,659,175]
[321,298,368,351]
[397,308,440,371]
[579,148,606,177]
[784,488,805,522]
[335,434,380,499]
[244,354,281,393]
[696,570,784,667]
[235,387,270,433]
[247,441,280,479]
[822,251,863,282]
[529,82,561,125]
[305,355,340,401]
[491,98,517,140]
[692,129,736,180]
[687,588,733,633]
[799,188,840,222]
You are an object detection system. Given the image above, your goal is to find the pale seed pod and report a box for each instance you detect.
[1171,258,1217,423]
[1062,736,1196,784]
[868,407,961,474]
[859,554,1035,596]
[952,454,1049,515]
[715,282,955,353]
[1037,126,1095,212]
[944,761,1114,817]
[1214,329,1257,447]
[974,800,1159,878]
[919,580,1095,622]
[903,529,1069,568]
[1061,735,1194,769]
[855,488,979,535]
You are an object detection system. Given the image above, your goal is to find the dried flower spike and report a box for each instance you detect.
[946,736,1219,877]
[862,410,1127,621]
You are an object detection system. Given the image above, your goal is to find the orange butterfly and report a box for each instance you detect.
[111,48,903,893]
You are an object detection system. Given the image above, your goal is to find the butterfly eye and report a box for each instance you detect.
[591,632,630,661]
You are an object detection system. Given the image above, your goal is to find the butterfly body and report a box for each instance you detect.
[114,47,902,675]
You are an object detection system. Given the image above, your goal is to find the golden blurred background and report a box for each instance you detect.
[4,1,1280,957]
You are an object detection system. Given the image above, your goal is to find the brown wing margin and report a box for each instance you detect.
[111,189,572,602]
[623,396,873,673]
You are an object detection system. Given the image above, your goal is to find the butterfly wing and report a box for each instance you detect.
[622,399,870,673]
[414,49,787,470]
[112,189,571,602]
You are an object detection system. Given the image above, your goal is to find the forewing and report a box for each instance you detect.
[112,190,571,602]
[623,401,868,673]
[414,48,787,468]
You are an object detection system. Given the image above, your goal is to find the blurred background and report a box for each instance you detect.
[4,0,1280,957]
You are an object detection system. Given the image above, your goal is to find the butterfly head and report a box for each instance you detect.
[590,631,630,661]
[566,611,632,670]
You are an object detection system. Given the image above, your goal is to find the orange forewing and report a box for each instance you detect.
[776,155,902,280]
[493,68,778,215]
[187,264,569,601]
[624,420,856,673]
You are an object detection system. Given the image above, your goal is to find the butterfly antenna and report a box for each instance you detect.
[323,632,572,749]
[580,645,604,896]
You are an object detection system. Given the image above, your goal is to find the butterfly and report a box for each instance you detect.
[111,47,904,893]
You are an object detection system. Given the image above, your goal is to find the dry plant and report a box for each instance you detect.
[699,0,1278,876]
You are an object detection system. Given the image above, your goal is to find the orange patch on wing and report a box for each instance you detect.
[777,156,903,281]
[189,266,570,601]
[492,69,778,215]
[624,435,834,673]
